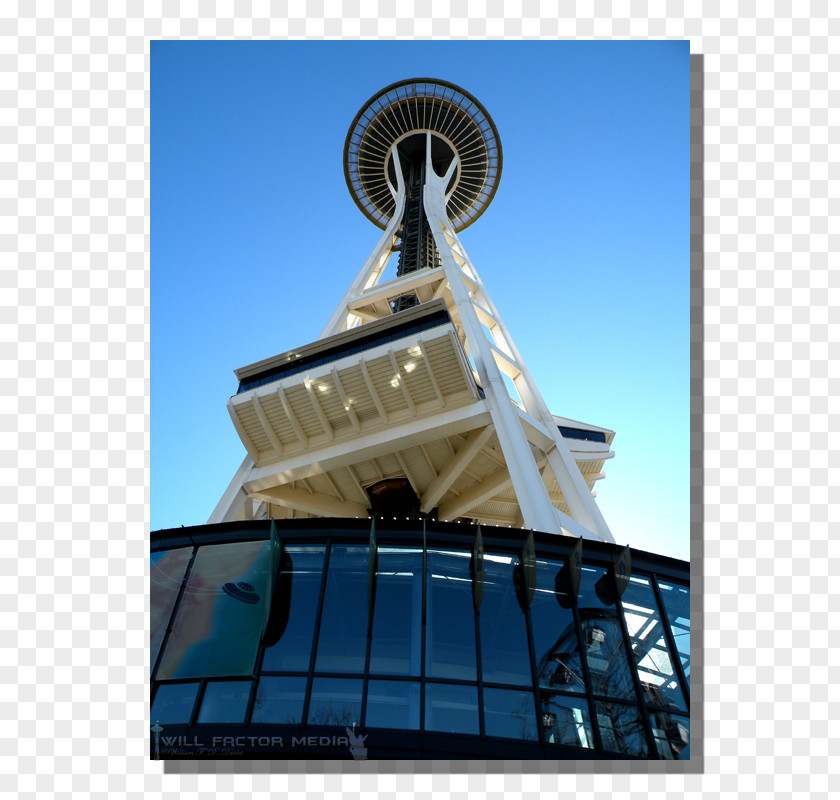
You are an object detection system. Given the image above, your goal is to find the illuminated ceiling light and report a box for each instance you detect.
[390,375,400,388]
[403,362,416,373]
[318,384,328,392]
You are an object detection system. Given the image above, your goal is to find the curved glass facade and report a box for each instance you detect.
[150,519,690,760]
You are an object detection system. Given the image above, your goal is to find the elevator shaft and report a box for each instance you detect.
[393,154,440,314]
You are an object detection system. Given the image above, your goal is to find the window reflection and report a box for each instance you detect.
[370,547,422,676]
[657,579,690,681]
[540,692,594,749]
[261,546,325,673]
[197,680,251,723]
[530,558,586,693]
[483,687,538,741]
[425,549,477,681]
[480,553,532,686]
[649,710,689,759]
[578,567,637,701]
[151,682,199,725]
[251,676,307,725]
[307,677,363,727]
[620,576,687,711]
[595,700,649,757]
[365,680,421,730]
[425,682,479,735]
[314,545,368,673]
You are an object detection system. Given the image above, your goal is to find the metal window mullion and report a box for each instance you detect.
[189,678,208,728]
[474,602,485,739]
[301,537,332,728]
[570,588,605,754]
[420,536,428,732]
[650,572,691,710]
[523,598,546,747]
[611,568,659,757]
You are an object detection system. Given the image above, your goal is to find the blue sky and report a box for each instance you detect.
[152,41,690,561]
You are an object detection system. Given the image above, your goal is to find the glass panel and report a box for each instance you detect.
[370,547,423,676]
[307,677,363,727]
[595,700,650,757]
[251,676,307,724]
[483,687,538,741]
[578,567,637,701]
[649,710,690,760]
[151,682,199,725]
[261,545,326,672]
[479,553,532,685]
[530,558,586,693]
[314,545,368,674]
[657,579,690,681]
[539,692,595,749]
[426,549,477,681]
[620,576,687,711]
[197,680,251,723]
[150,547,192,674]
[365,680,421,730]
[424,682,479,736]
[156,540,277,680]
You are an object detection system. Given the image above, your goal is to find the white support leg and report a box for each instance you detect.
[422,135,562,535]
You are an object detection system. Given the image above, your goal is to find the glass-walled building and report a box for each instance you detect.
[150,518,690,760]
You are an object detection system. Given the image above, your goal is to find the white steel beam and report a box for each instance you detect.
[423,136,561,534]
[276,384,308,448]
[320,144,407,338]
[437,466,513,521]
[208,455,254,524]
[388,348,416,415]
[420,424,493,513]
[305,382,334,441]
[359,360,387,422]
[416,339,445,407]
[252,395,284,457]
[249,484,368,518]
[331,367,361,433]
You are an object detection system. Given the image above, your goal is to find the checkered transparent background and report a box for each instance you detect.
[2,3,836,798]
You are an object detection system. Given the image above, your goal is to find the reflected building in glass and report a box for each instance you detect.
[152,79,690,760]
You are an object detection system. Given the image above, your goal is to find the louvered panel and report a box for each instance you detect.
[303,473,342,501]
[422,437,458,474]
[471,498,518,524]
[236,404,271,452]
[373,452,402,479]
[285,385,325,439]
[328,467,368,506]
[259,393,296,445]
[353,460,385,486]
[449,470,480,497]
[366,355,406,413]
[335,366,375,421]
[397,444,436,489]
[393,347,438,406]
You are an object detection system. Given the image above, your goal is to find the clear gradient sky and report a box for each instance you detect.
[152,40,690,561]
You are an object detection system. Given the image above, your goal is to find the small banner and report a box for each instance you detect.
[158,529,283,680]
[367,517,378,630]
[471,525,485,610]
[613,545,632,598]
[555,537,583,609]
